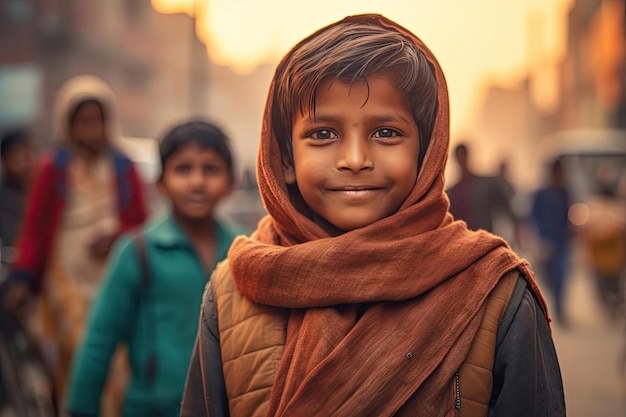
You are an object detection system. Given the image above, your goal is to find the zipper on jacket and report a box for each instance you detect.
[454,372,461,410]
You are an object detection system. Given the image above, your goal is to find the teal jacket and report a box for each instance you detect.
[67,215,245,417]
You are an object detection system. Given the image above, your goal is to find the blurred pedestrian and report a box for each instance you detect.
[2,75,148,414]
[447,143,521,247]
[0,131,55,417]
[497,160,515,203]
[531,158,572,325]
[66,120,244,417]
[0,129,35,249]
[180,14,564,417]
[580,180,625,320]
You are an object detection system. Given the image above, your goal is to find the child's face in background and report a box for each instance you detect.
[2,141,34,185]
[69,101,107,154]
[158,143,233,222]
[284,73,420,235]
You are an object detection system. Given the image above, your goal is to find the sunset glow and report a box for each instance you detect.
[151,0,573,135]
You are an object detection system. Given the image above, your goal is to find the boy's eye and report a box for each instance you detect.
[204,164,219,174]
[310,129,338,140]
[174,164,190,173]
[373,128,399,139]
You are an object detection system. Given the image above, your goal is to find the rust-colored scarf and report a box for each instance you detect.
[228,14,548,417]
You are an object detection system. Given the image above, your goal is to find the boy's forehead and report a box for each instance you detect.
[169,142,221,157]
[295,73,403,117]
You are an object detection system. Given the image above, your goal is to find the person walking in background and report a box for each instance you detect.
[531,158,572,325]
[180,14,564,417]
[0,129,35,249]
[2,75,148,415]
[0,130,54,417]
[497,160,516,207]
[66,120,244,417]
[447,143,521,248]
[579,179,625,320]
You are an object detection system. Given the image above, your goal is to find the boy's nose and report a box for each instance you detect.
[189,169,206,187]
[336,137,373,172]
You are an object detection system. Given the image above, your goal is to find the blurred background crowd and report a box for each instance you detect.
[0,0,625,416]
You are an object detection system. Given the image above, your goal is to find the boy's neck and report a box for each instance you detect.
[174,212,216,241]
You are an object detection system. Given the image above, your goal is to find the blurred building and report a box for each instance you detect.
[469,0,625,191]
[471,78,558,190]
[559,0,626,129]
[0,0,210,143]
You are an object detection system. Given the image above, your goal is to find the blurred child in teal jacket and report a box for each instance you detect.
[66,120,245,417]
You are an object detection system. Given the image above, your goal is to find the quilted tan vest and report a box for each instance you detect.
[213,261,518,417]
[212,261,289,417]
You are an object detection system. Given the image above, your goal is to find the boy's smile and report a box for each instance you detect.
[285,73,420,235]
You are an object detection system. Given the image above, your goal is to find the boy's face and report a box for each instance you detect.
[158,143,233,221]
[70,102,107,154]
[284,73,420,235]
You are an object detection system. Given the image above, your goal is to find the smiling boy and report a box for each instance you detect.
[180,14,565,417]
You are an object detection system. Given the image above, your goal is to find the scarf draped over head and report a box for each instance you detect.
[228,14,548,417]
[52,75,122,147]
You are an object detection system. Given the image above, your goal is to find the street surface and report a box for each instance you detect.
[546,254,625,417]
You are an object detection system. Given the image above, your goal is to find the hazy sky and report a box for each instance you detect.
[152,0,573,136]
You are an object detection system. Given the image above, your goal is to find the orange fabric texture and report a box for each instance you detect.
[227,14,549,417]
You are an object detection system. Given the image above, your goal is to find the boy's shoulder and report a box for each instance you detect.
[138,215,184,247]
[112,216,174,252]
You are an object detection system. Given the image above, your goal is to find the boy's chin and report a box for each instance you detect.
[174,208,215,223]
[312,214,374,236]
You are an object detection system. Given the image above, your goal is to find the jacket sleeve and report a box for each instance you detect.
[180,279,230,417]
[489,279,566,417]
[10,154,57,291]
[66,236,142,416]
[117,163,148,236]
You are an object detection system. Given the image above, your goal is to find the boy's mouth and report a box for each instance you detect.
[325,185,386,198]
[187,194,211,203]
[327,185,384,191]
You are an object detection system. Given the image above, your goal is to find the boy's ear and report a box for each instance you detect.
[282,159,296,184]
[155,177,168,196]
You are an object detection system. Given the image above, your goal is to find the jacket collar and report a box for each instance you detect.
[152,214,226,253]
[151,214,193,249]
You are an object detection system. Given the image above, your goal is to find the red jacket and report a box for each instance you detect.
[10,147,148,292]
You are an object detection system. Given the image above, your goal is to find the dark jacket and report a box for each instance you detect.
[0,177,25,247]
[180,275,565,417]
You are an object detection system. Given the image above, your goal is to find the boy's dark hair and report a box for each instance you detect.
[159,120,235,183]
[1,129,31,159]
[272,20,438,166]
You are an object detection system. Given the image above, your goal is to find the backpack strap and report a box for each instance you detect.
[134,235,150,286]
[456,270,519,417]
[133,235,157,383]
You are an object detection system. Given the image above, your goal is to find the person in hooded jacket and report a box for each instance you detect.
[3,75,148,415]
[179,15,565,417]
